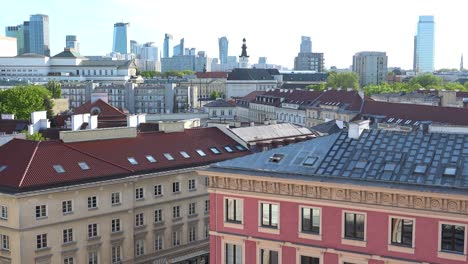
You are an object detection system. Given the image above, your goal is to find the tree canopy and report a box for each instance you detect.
[0,85,53,119]
[326,72,359,90]
[210,90,221,100]
[45,81,62,99]
[26,132,45,141]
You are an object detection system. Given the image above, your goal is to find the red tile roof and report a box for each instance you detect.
[311,90,364,111]
[74,99,127,118]
[195,72,228,79]
[359,100,468,126]
[0,127,250,192]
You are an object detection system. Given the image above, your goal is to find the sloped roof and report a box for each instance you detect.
[74,99,127,118]
[310,90,364,112]
[230,123,314,143]
[211,129,468,195]
[195,72,228,79]
[52,49,83,58]
[227,68,276,81]
[0,127,250,192]
[0,119,29,134]
[310,120,342,135]
[204,99,235,108]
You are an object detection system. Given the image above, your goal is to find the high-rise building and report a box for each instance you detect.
[141,42,158,61]
[414,16,435,73]
[29,14,50,56]
[300,36,312,53]
[173,38,185,56]
[22,21,30,54]
[65,35,80,53]
[5,25,25,54]
[112,22,129,54]
[163,33,173,58]
[352,51,388,87]
[218,36,228,64]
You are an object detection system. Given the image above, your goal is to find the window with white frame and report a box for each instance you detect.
[154,209,163,223]
[88,251,98,264]
[188,179,196,191]
[35,205,47,218]
[135,213,144,227]
[172,230,181,246]
[1,234,9,250]
[154,185,163,196]
[62,200,73,214]
[344,212,365,240]
[301,207,320,234]
[88,196,98,209]
[88,223,98,238]
[173,182,180,193]
[189,202,196,215]
[225,243,242,264]
[260,249,278,264]
[0,206,7,220]
[135,239,145,256]
[63,228,73,244]
[64,257,74,264]
[390,217,413,247]
[112,219,121,233]
[111,245,122,264]
[36,233,47,249]
[225,198,243,223]
[135,187,144,200]
[173,206,180,219]
[189,225,197,242]
[440,223,465,254]
[260,203,279,228]
[111,192,121,205]
[155,234,164,251]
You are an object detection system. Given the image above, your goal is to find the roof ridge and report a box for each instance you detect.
[18,141,40,188]
[96,99,126,114]
[62,143,134,173]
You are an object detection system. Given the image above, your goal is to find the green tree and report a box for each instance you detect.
[408,74,443,88]
[326,72,359,89]
[26,132,45,141]
[305,83,326,91]
[0,85,53,119]
[464,81,468,90]
[45,81,62,99]
[210,90,221,99]
[443,82,465,91]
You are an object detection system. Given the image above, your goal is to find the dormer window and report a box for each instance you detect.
[269,154,284,163]
[53,165,65,173]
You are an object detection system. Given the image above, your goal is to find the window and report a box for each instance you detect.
[111,192,121,205]
[189,225,197,242]
[35,205,47,218]
[344,212,365,240]
[224,146,234,153]
[414,164,427,174]
[390,218,413,247]
[225,198,243,223]
[78,162,90,170]
[205,176,209,187]
[303,156,318,166]
[62,200,73,214]
[204,223,210,238]
[261,203,279,228]
[155,234,164,251]
[0,206,7,219]
[112,219,121,232]
[53,164,65,173]
[135,213,144,227]
[173,182,180,193]
[300,256,319,264]
[196,149,206,156]
[88,223,98,238]
[36,234,47,249]
[111,245,122,264]
[154,185,163,196]
[1,235,9,250]
[189,202,196,215]
[88,252,98,264]
[235,145,246,151]
[135,239,145,256]
[63,228,73,243]
[205,200,210,213]
[443,167,457,176]
[172,230,181,246]
[269,154,284,163]
[188,179,196,191]
[145,155,156,163]
[164,153,174,160]
[225,243,242,264]
[0,165,6,172]
[180,151,190,158]
[383,162,397,172]
[260,249,278,264]
[301,207,320,234]
[88,196,98,209]
[154,209,163,223]
[127,157,138,165]
[210,147,221,154]
[64,257,74,264]
[173,206,180,219]
[135,187,144,200]
[441,224,465,253]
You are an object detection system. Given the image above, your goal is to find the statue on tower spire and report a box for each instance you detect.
[240,38,249,58]
[238,38,250,68]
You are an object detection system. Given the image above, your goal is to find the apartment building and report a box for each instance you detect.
[0,126,250,264]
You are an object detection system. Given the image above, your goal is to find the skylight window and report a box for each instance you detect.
[269,154,284,163]
[180,151,190,158]
[383,163,397,172]
[210,147,221,155]
[355,161,368,169]
[146,155,157,163]
[53,165,65,173]
[388,118,395,123]
[235,145,246,151]
[127,157,138,165]
[404,120,412,125]
[396,119,403,124]
[164,153,174,161]
[303,156,318,166]
[196,149,206,157]
[413,121,420,126]
[78,162,90,170]
[414,164,427,174]
[0,165,6,172]
[443,167,457,176]
[224,146,234,153]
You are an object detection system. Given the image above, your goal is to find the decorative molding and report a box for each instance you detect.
[208,176,468,215]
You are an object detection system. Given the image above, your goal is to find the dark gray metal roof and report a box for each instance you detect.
[310,120,342,135]
[227,68,275,81]
[211,129,468,195]
[204,99,234,108]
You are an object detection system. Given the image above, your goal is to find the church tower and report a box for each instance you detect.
[238,38,250,68]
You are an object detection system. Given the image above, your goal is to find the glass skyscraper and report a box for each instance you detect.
[414,16,435,73]
[113,22,129,54]
[300,36,312,53]
[163,33,173,58]
[218,36,228,64]
[29,14,50,56]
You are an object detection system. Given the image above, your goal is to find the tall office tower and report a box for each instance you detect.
[352,51,388,87]
[163,33,173,58]
[65,35,80,53]
[218,36,228,64]
[173,38,185,56]
[300,36,312,53]
[22,21,30,54]
[258,57,267,64]
[130,40,142,57]
[5,25,24,54]
[29,14,50,56]
[113,22,129,54]
[414,16,435,73]
[141,42,159,61]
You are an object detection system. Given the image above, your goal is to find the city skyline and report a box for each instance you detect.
[1,0,467,70]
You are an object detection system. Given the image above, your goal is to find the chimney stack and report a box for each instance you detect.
[348,120,370,139]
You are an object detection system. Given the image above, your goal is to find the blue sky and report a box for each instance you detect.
[2,0,467,70]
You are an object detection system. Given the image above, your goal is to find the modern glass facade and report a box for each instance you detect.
[29,14,50,56]
[414,16,435,73]
[112,22,129,54]
[218,36,228,64]
[163,33,173,58]
[300,36,312,53]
